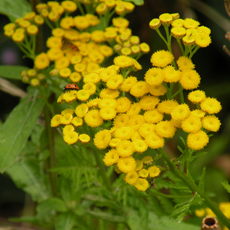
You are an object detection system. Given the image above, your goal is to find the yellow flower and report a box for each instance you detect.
[131,45,140,54]
[171,18,184,27]
[100,88,120,99]
[139,96,160,110]
[109,138,121,148]
[34,15,44,25]
[47,36,62,49]
[91,30,105,43]
[129,115,145,130]
[64,131,79,145]
[12,32,25,42]
[60,113,73,125]
[139,43,150,53]
[27,25,38,35]
[157,100,179,114]
[180,70,200,90]
[149,18,161,30]
[74,63,86,73]
[200,97,222,114]
[195,209,206,218]
[83,82,96,95]
[181,115,202,133]
[59,68,71,78]
[148,166,161,178]
[138,123,155,138]
[116,140,134,157]
[163,65,181,83]
[75,104,88,118]
[127,103,141,117]
[84,109,103,127]
[150,50,174,68]
[130,81,149,98]
[155,120,176,138]
[113,55,134,68]
[61,0,77,12]
[183,18,200,29]
[60,17,74,29]
[103,149,119,166]
[71,117,83,127]
[171,104,190,121]
[113,114,130,128]
[34,53,50,70]
[112,17,129,28]
[61,108,74,115]
[79,134,90,144]
[116,97,131,113]
[94,129,111,149]
[47,48,64,61]
[144,109,163,124]
[124,171,138,185]
[177,56,195,71]
[30,78,40,86]
[48,11,60,22]
[120,76,137,92]
[145,67,164,86]
[63,124,75,135]
[88,50,104,64]
[117,156,136,173]
[197,26,211,35]
[159,13,173,26]
[4,28,14,37]
[51,114,62,127]
[134,178,149,191]
[149,84,167,96]
[85,14,100,26]
[195,33,211,48]
[187,130,209,150]
[63,90,78,102]
[114,126,133,140]
[145,132,164,149]
[106,74,123,89]
[70,72,81,83]
[202,115,221,132]
[100,107,117,120]
[182,34,195,46]
[55,57,70,69]
[96,2,108,14]
[52,28,65,37]
[99,45,113,57]
[76,90,90,102]
[133,139,148,153]
[191,110,206,118]
[138,169,149,178]
[121,47,132,56]
[74,16,90,30]
[98,98,117,109]
[188,90,206,103]
[142,156,153,164]
[171,26,186,39]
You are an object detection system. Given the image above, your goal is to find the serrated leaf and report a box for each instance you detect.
[177,145,184,154]
[37,198,68,213]
[55,213,76,230]
[6,159,50,202]
[124,0,144,5]
[198,167,206,191]
[0,90,44,172]
[0,65,29,80]
[0,0,31,22]
[221,181,230,193]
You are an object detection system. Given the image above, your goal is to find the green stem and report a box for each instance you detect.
[90,144,113,192]
[159,148,230,229]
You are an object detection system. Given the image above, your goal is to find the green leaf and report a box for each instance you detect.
[55,213,77,230]
[0,89,44,172]
[198,167,206,191]
[6,159,51,202]
[37,198,68,213]
[124,0,144,6]
[0,65,29,80]
[0,0,31,22]
[221,181,230,193]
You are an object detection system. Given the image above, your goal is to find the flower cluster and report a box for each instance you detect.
[51,13,221,192]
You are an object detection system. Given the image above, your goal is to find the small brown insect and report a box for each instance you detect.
[62,37,79,51]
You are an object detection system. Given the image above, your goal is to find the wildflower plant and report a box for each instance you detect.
[1,1,230,230]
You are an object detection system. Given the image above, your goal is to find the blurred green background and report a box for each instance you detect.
[1,0,230,228]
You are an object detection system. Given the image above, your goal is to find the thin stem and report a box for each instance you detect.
[159,148,230,229]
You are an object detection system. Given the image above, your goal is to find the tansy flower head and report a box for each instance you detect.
[171,26,186,39]
[145,67,164,86]
[34,53,50,70]
[159,13,173,26]
[114,126,133,140]
[155,120,176,138]
[116,140,134,157]
[187,130,209,150]
[144,109,164,124]
[177,56,195,71]
[180,70,200,90]
[63,131,79,145]
[133,139,148,153]
[149,18,161,30]
[139,96,160,110]
[72,117,83,127]
[163,65,181,83]
[63,124,75,135]
[150,50,174,68]
[200,97,222,114]
[134,178,149,191]
[149,84,167,96]
[195,33,211,48]
[94,129,111,149]
[145,132,164,149]
[116,97,131,113]
[183,18,200,29]
[157,99,179,114]
[148,166,161,178]
[138,169,149,178]
[188,90,206,103]
[99,107,117,120]
[181,115,202,133]
[138,123,155,138]
[171,104,190,121]
[75,103,89,118]
[114,55,134,68]
[117,157,136,173]
[79,134,90,144]
[202,115,221,132]
[124,171,139,185]
[103,149,119,166]
[84,109,103,127]
[113,114,130,128]
[120,76,137,92]
[51,114,63,127]
[130,81,149,98]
